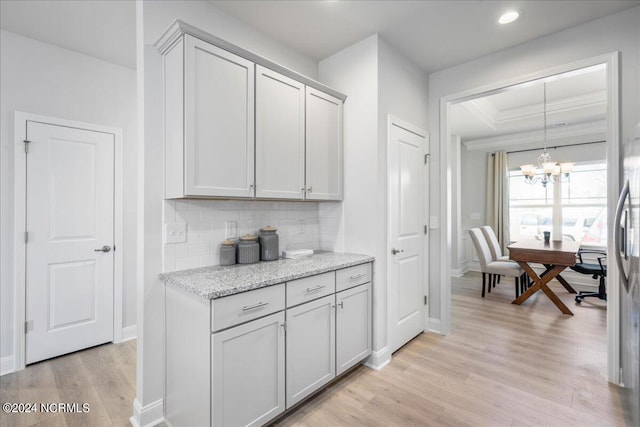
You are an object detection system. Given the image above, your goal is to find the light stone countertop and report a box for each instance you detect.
[160,252,374,300]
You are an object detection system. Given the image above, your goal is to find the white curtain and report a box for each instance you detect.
[486,151,509,253]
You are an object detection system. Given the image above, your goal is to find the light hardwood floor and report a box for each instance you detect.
[0,339,135,427]
[0,273,631,426]
[274,273,630,426]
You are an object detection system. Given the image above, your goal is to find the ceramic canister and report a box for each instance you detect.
[237,234,260,264]
[259,226,279,261]
[219,239,237,265]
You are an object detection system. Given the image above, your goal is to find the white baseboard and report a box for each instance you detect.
[130,398,164,427]
[429,317,448,335]
[466,262,480,273]
[364,346,391,370]
[121,325,137,342]
[450,268,464,277]
[1,355,15,376]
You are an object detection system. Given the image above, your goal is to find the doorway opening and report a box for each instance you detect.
[439,52,621,383]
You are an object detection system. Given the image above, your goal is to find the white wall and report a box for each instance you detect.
[319,34,428,361]
[134,2,322,424]
[377,37,429,337]
[0,30,137,370]
[428,7,640,324]
[460,148,488,231]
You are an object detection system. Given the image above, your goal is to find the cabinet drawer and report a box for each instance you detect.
[286,272,335,308]
[336,263,372,292]
[212,284,285,332]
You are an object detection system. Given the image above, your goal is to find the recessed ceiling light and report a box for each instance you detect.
[498,10,520,25]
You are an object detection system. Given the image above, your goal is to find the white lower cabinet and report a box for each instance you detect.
[336,282,372,375]
[212,311,285,427]
[164,262,373,427]
[285,294,336,407]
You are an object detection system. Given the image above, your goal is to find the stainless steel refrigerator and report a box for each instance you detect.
[616,122,640,425]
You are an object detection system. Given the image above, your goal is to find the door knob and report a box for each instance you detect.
[94,245,111,253]
[391,248,404,255]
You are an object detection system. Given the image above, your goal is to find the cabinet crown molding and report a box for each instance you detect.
[154,19,347,102]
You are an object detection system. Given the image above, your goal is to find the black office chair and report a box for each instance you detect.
[570,249,607,303]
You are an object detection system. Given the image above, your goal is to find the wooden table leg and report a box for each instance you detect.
[555,274,577,294]
[512,263,573,315]
[543,264,577,294]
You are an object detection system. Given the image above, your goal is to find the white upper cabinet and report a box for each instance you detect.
[305,87,343,201]
[255,66,305,199]
[158,21,344,200]
[165,35,255,198]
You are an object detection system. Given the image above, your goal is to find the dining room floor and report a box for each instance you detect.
[0,272,632,426]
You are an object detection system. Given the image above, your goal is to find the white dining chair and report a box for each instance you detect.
[480,225,510,262]
[469,228,525,298]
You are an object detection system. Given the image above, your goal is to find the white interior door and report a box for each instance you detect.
[388,120,426,354]
[26,121,115,364]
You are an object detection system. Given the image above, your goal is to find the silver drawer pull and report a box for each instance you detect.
[306,284,326,293]
[350,273,365,280]
[242,301,269,311]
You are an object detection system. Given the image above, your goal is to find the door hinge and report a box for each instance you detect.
[24,231,28,243]
[25,320,33,333]
[424,153,430,164]
[424,295,428,305]
[24,139,30,154]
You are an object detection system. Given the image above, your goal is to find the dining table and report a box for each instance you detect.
[508,239,581,315]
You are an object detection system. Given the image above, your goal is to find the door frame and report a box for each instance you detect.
[438,52,621,384]
[13,111,124,372]
[386,115,430,352]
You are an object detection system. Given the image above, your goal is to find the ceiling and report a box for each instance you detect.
[210,0,640,73]
[451,64,607,151]
[1,1,638,73]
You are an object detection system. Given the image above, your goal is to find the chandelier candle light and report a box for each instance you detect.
[519,82,574,187]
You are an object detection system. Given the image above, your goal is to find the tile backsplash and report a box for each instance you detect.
[163,199,326,272]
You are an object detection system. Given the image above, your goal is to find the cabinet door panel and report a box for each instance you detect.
[336,282,372,375]
[286,294,336,407]
[185,35,255,197]
[256,66,305,199]
[212,311,285,427]
[305,87,343,200]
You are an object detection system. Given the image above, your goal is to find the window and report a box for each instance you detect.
[508,162,607,246]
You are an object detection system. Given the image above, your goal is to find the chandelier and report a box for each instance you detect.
[519,82,574,188]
